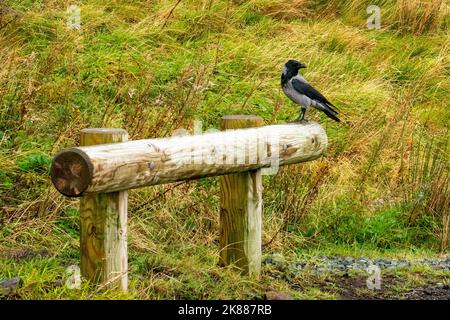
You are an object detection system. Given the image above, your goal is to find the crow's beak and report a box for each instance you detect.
[299,63,307,69]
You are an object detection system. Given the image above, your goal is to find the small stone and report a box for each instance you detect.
[349,263,359,270]
[357,258,367,264]
[264,291,294,300]
[397,260,409,267]
[288,262,304,274]
[337,264,346,270]
[262,254,286,269]
[0,277,23,297]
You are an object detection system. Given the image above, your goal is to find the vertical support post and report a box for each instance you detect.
[219,115,264,277]
[79,128,128,291]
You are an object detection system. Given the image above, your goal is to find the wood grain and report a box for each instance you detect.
[51,122,328,196]
[219,115,263,277]
[79,128,128,291]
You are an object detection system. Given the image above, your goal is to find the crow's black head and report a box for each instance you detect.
[281,59,307,84]
[284,59,307,72]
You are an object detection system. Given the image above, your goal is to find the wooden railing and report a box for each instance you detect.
[50,115,328,291]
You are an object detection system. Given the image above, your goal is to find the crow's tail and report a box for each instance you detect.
[322,104,340,122]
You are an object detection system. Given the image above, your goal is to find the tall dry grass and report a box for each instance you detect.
[250,0,447,34]
[403,134,449,253]
[396,0,444,34]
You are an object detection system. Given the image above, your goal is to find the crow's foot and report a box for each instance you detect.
[289,118,309,124]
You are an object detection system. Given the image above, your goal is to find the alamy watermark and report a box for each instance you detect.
[366,264,381,290]
[66,265,81,289]
[170,120,280,175]
[367,5,381,30]
[67,5,81,30]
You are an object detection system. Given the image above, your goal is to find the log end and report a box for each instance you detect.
[50,148,93,197]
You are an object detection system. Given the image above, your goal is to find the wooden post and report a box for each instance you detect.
[219,115,264,277]
[79,128,128,291]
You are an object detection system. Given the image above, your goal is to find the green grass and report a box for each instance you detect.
[0,0,449,299]
[2,244,447,299]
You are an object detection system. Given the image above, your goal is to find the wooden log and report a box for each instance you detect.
[219,115,263,276]
[79,128,128,291]
[51,122,328,197]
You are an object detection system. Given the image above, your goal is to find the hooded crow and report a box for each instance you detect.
[281,59,340,122]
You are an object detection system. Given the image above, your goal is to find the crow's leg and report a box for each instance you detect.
[291,107,308,123]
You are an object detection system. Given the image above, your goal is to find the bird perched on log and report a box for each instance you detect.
[281,59,340,122]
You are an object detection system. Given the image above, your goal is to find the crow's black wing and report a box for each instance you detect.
[291,78,338,114]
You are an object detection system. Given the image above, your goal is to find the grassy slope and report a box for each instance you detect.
[0,0,449,299]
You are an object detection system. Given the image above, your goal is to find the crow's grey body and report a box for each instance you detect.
[281,60,340,122]
[283,75,320,109]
